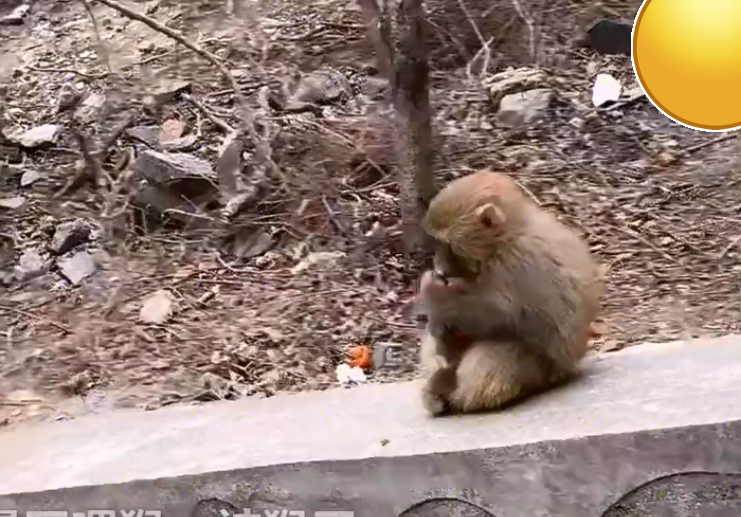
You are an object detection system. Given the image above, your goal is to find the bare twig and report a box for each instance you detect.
[685,134,736,155]
[0,305,72,334]
[456,0,491,80]
[26,66,108,80]
[183,94,235,134]
[717,234,741,261]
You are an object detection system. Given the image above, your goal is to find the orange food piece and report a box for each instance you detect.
[348,345,373,369]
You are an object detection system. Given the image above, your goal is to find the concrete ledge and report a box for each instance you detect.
[2,336,741,516]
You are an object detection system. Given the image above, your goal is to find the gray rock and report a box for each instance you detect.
[487,67,546,109]
[10,124,61,148]
[73,93,106,124]
[56,83,82,113]
[152,79,192,105]
[14,248,49,281]
[498,88,555,126]
[19,169,41,187]
[0,196,26,210]
[287,69,352,108]
[132,150,215,184]
[126,126,160,148]
[57,251,97,286]
[360,76,389,100]
[50,219,92,255]
[0,4,29,25]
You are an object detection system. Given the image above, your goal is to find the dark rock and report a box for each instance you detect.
[50,219,92,255]
[587,19,633,56]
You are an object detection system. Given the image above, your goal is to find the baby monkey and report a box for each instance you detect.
[417,170,604,416]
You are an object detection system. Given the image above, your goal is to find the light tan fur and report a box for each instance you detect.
[419,170,604,416]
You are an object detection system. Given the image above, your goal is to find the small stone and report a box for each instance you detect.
[152,79,191,104]
[74,93,106,124]
[57,251,97,286]
[10,124,61,148]
[20,169,41,187]
[57,83,82,113]
[498,89,555,127]
[0,196,26,210]
[132,150,216,184]
[657,150,679,167]
[359,76,389,99]
[287,69,351,108]
[139,289,175,324]
[290,251,346,274]
[14,248,49,281]
[50,219,92,255]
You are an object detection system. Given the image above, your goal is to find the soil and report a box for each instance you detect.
[0,0,739,427]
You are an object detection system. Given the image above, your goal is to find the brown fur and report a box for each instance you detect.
[419,170,604,416]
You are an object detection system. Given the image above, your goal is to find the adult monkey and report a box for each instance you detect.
[417,170,604,416]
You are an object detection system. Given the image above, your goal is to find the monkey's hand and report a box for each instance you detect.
[419,270,468,303]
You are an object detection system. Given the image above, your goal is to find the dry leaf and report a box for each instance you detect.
[159,118,186,145]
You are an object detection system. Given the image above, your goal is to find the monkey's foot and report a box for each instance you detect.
[422,390,451,417]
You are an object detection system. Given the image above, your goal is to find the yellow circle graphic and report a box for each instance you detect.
[632,0,741,131]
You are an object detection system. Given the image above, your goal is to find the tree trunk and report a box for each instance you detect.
[392,0,437,260]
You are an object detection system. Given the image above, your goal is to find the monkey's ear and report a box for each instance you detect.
[475,203,505,228]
